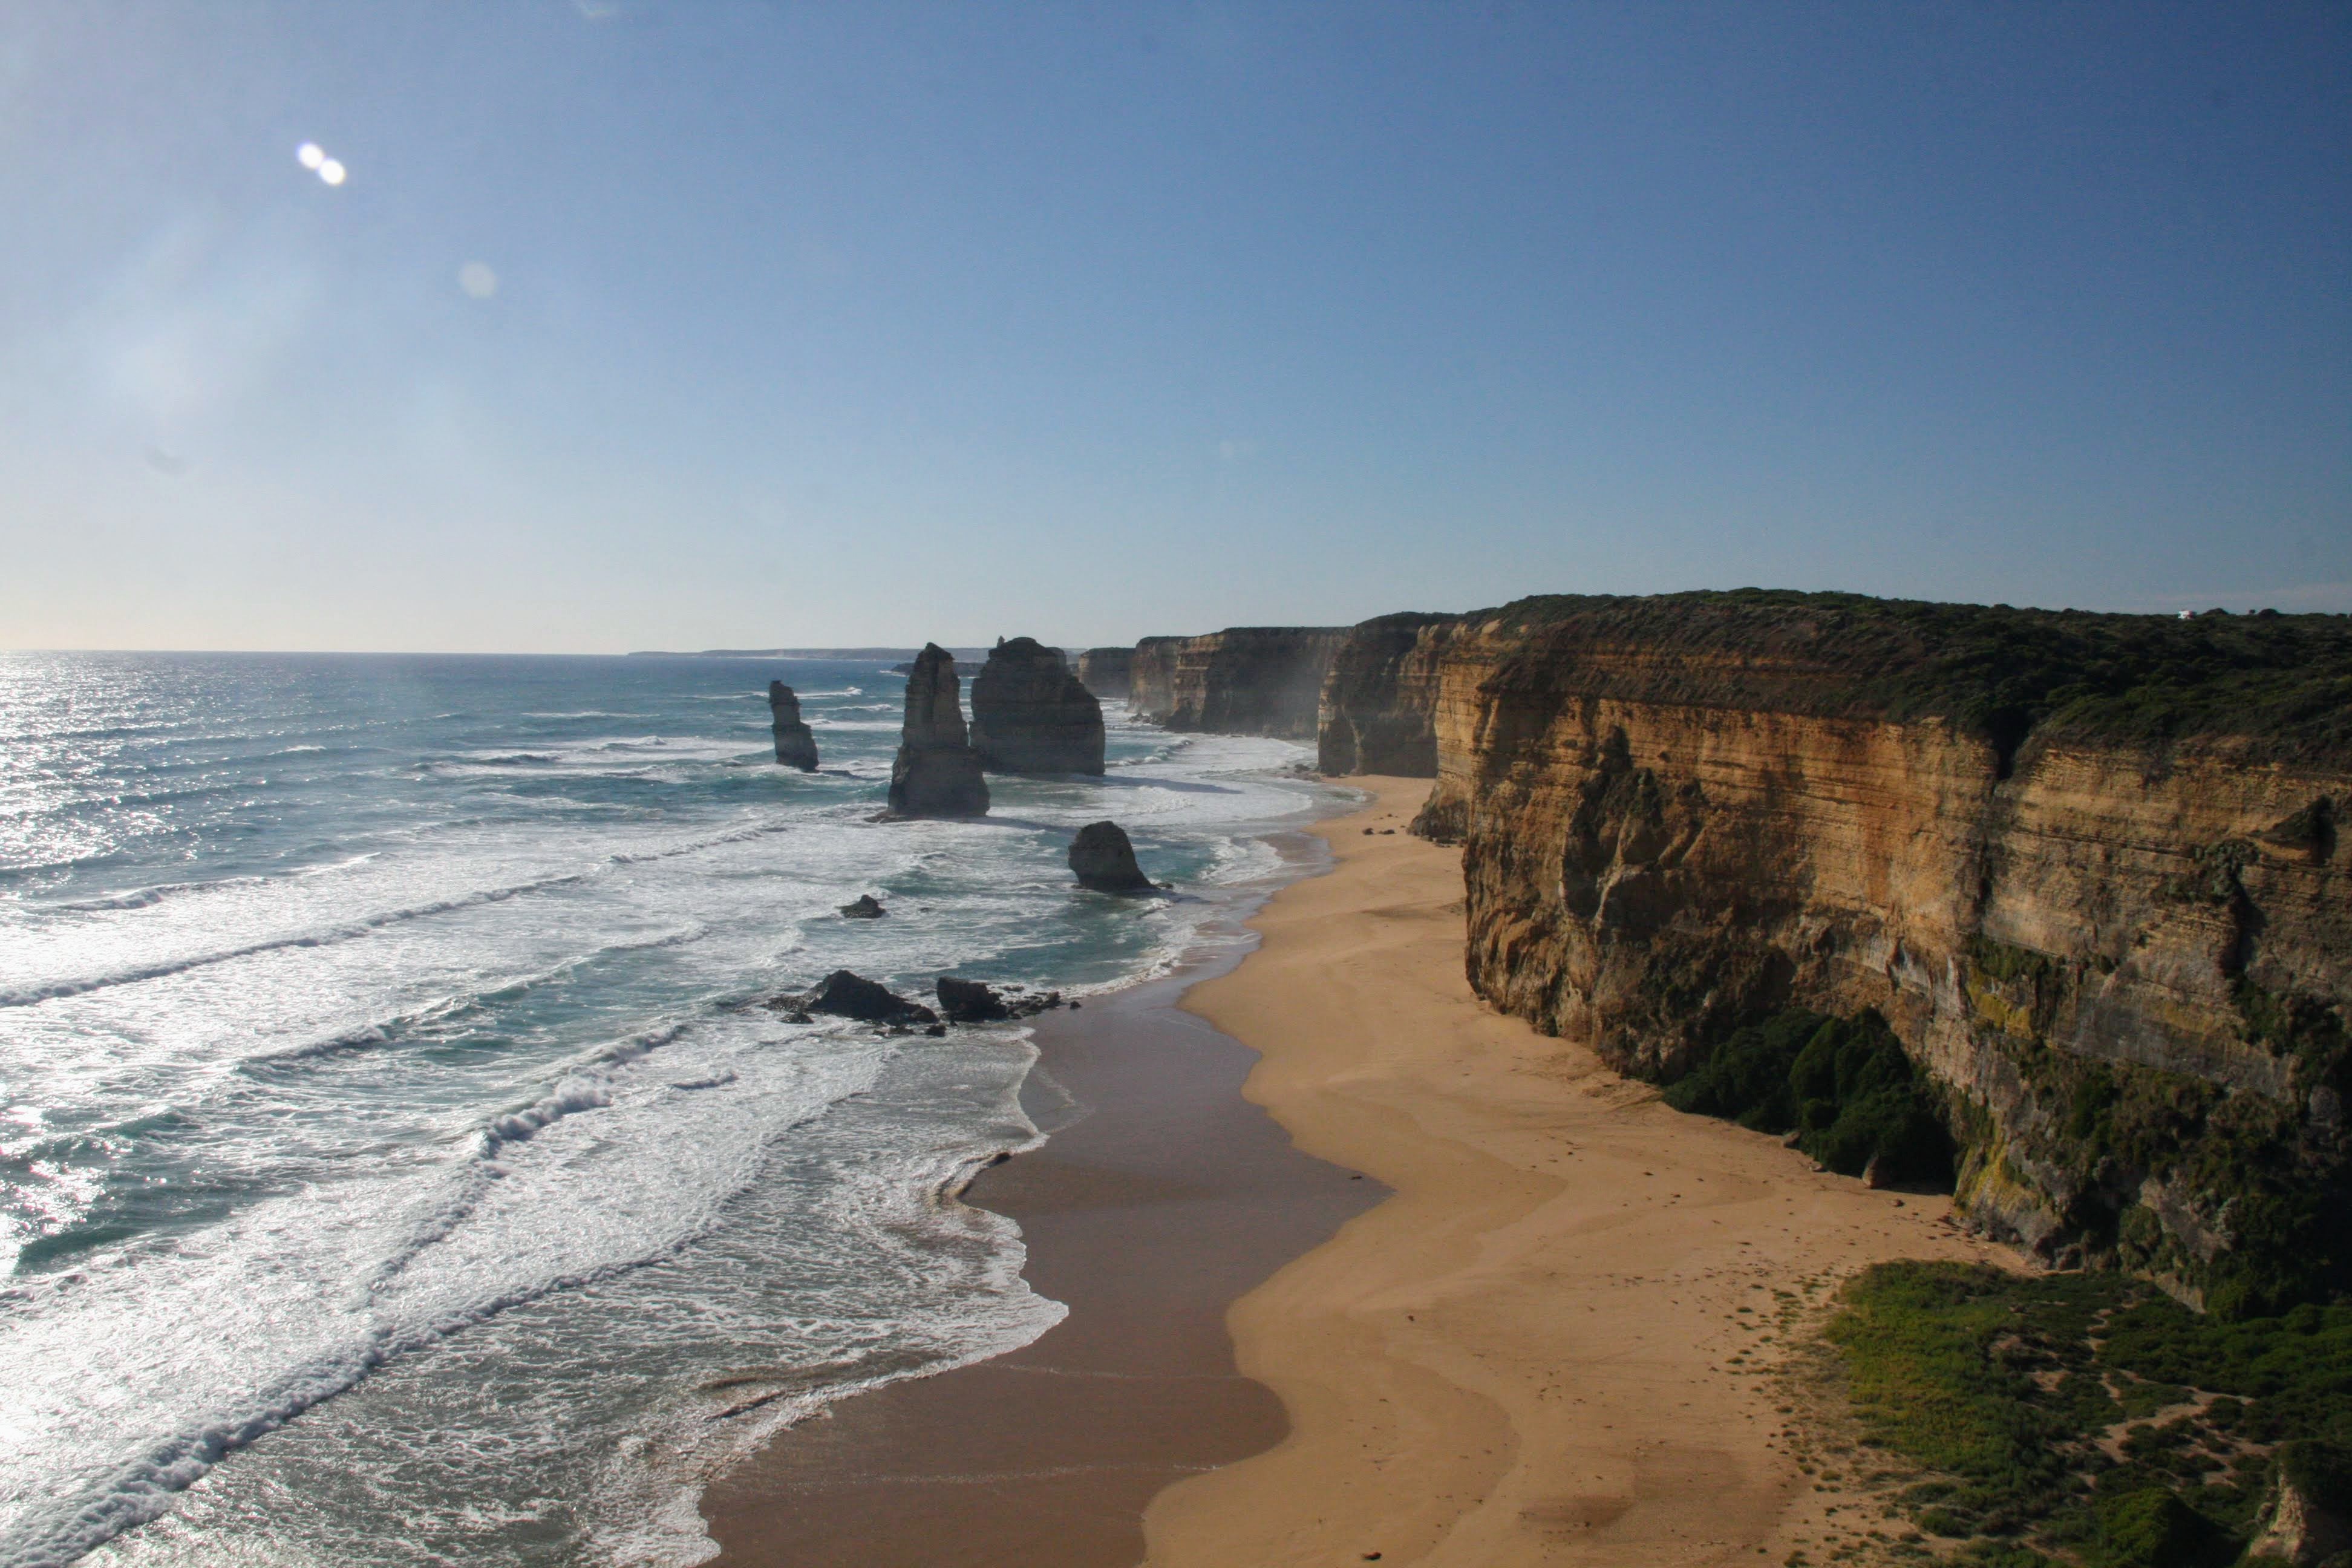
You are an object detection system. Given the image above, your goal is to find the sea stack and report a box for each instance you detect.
[886,643,990,818]
[768,681,818,770]
[970,637,1106,774]
[1068,820,1154,892]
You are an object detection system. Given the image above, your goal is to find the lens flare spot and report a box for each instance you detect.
[458,262,499,299]
[296,142,324,170]
[318,158,347,187]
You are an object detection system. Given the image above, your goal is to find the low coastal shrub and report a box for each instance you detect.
[1823,1261,2352,1567]
[1665,1008,1953,1184]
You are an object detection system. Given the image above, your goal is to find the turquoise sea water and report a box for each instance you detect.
[0,652,1336,1567]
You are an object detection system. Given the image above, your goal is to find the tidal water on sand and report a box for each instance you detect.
[0,652,1338,1567]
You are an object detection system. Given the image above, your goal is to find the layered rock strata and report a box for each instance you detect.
[1074,647,1134,701]
[1125,627,1347,739]
[970,637,1106,774]
[1400,593,2351,1308]
[768,681,819,770]
[886,644,989,818]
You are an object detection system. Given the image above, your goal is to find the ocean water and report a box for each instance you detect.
[0,652,1339,1568]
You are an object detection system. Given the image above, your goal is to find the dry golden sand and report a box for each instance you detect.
[1142,777,2009,1568]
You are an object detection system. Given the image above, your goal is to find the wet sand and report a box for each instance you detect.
[701,900,1379,1567]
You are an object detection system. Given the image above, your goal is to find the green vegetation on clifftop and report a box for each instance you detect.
[1828,1261,2352,1568]
[1470,590,2352,759]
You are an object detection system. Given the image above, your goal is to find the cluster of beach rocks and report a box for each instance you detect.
[763,969,1068,1037]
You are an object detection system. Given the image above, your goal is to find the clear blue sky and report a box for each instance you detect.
[3,2,2345,652]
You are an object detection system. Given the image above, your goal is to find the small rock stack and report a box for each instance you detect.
[768,681,819,770]
[1069,820,1155,892]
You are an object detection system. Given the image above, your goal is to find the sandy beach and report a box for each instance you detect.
[708,779,2010,1566]
[1142,777,2009,1567]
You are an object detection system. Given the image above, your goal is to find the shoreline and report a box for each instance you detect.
[703,777,2018,1567]
[1142,777,2013,1565]
[701,830,1380,1566]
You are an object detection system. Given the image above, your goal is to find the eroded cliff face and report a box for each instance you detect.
[1075,647,1133,701]
[1316,613,1465,776]
[1406,596,2350,1308]
[1126,627,1347,740]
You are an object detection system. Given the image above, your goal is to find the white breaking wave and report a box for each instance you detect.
[0,652,1336,1568]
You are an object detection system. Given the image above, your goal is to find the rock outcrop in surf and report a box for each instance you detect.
[1069,820,1154,892]
[768,681,819,770]
[970,638,1105,775]
[886,644,990,818]
[771,970,938,1026]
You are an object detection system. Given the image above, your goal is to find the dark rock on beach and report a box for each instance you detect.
[886,644,990,818]
[782,969,938,1026]
[970,637,1105,774]
[1069,820,1154,893]
[936,976,1013,1023]
[838,894,886,919]
[934,976,1067,1023]
[768,681,819,770]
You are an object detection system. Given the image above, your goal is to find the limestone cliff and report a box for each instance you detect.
[1125,627,1348,740]
[886,643,989,818]
[1391,592,2350,1309]
[1075,647,1134,701]
[970,637,1105,774]
[1316,613,1466,776]
[1129,637,1182,724]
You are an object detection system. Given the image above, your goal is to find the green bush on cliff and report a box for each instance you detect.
[2094,1488,2229,1568]
[1826,1262,2352,1566]
[1664,1008,1955,1183]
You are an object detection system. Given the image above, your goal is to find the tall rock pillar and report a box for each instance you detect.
[886,644,990,817]
[768,681,819,770]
